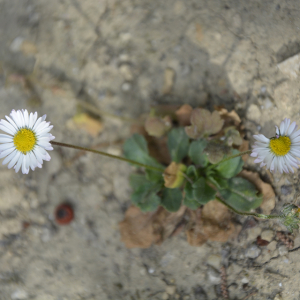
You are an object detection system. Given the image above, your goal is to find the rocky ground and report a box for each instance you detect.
[1,0,300,299]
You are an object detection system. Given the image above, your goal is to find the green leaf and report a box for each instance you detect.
[186,165,198,178]
[188,139,208,167]
[131,180,161,212]
[146,170,164,184]
[161,188,182,212]
[167,128,189,163]
[192,177,216,204]
[215,149,244,179]
[219,177,263,212]
[123,134,163,168]
[183,182,201,210]
[207,175,228,190]
[129,173,149,190]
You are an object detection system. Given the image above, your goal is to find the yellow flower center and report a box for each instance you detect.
[269,136,291,156]
[13,128,36,154]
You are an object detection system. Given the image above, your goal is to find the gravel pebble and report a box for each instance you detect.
[165,285,176,295]
[206,254,221,270]
[278,245,288,256]
[11,289,28,300]
[207,267,221,285]
[261,230,274,242]
[267,241,277,251]
[245,245,261,259]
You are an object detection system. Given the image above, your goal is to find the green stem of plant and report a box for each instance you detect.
[215,196,279,220]
[208,150,252,170]
[50,141,165,173]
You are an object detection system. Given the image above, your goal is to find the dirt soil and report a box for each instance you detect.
[1,0,300,299]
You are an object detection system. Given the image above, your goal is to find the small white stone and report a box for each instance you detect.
[263,98,273,109]
[165,285,176,295]
[241,277,249,284]
[162,292,169,300]
[246,104,261,123]
[11,289,28,300]
[261,230,274,242]
[245,245,261,259]
[121,82,131,91]
[148,267,155,274]
[278,245,288,256]
[207,267,221,285]
[10,37,24,52]
[206,254,222,270]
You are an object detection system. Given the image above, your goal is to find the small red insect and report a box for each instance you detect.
[55,203,74,225]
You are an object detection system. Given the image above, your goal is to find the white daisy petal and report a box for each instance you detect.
[2,149,17,165]
[10,110,22,128]
[0,133,13,140]
[280,121,285,136]
[17,110,25,128]
[23,109,29,126]
[8,151,20,169]
[287,122,297,135]
[0,124,15,135]
[14,154,23,173]
[0,136,13,143]
[253,134,270,143]
[0,143,14,151]
[0,110,54,174]
[5,115,18,131]
[22,155,29,174]
[29,112,38,128]
[284,118,290,135]
[0,147,15,158]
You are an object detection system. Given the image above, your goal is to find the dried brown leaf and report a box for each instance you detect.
[120,206,188,248]
[239,170,276,214]
[119,206,156,249]
[163,162,187,188]
[66,113,103,137]
[185,108,224,139]
[217,108,241,127]
[175,104,193,126]
[145,115,172,137]
[186,200,239,246]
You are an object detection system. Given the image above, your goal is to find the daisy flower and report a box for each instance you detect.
[251,118,300,173]
[0,109,55,174]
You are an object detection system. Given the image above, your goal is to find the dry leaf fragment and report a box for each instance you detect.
[186,200,239,246]
[119,206,156,249]
[217,108,241,127]
[239,170,276,214]
[120,206,188,248]
[163,162,187,188]
[145,115,172,137]
[66,113,103,137]
[175,104,193,126]
[185,108,224,139]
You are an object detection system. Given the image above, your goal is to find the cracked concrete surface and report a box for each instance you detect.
[1,0,300,299]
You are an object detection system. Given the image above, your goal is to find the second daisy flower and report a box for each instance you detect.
[251,118,300,173]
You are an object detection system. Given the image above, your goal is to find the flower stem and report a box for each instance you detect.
[208,150,252,170]
[50,141,164,173]
[215,196,279,220]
